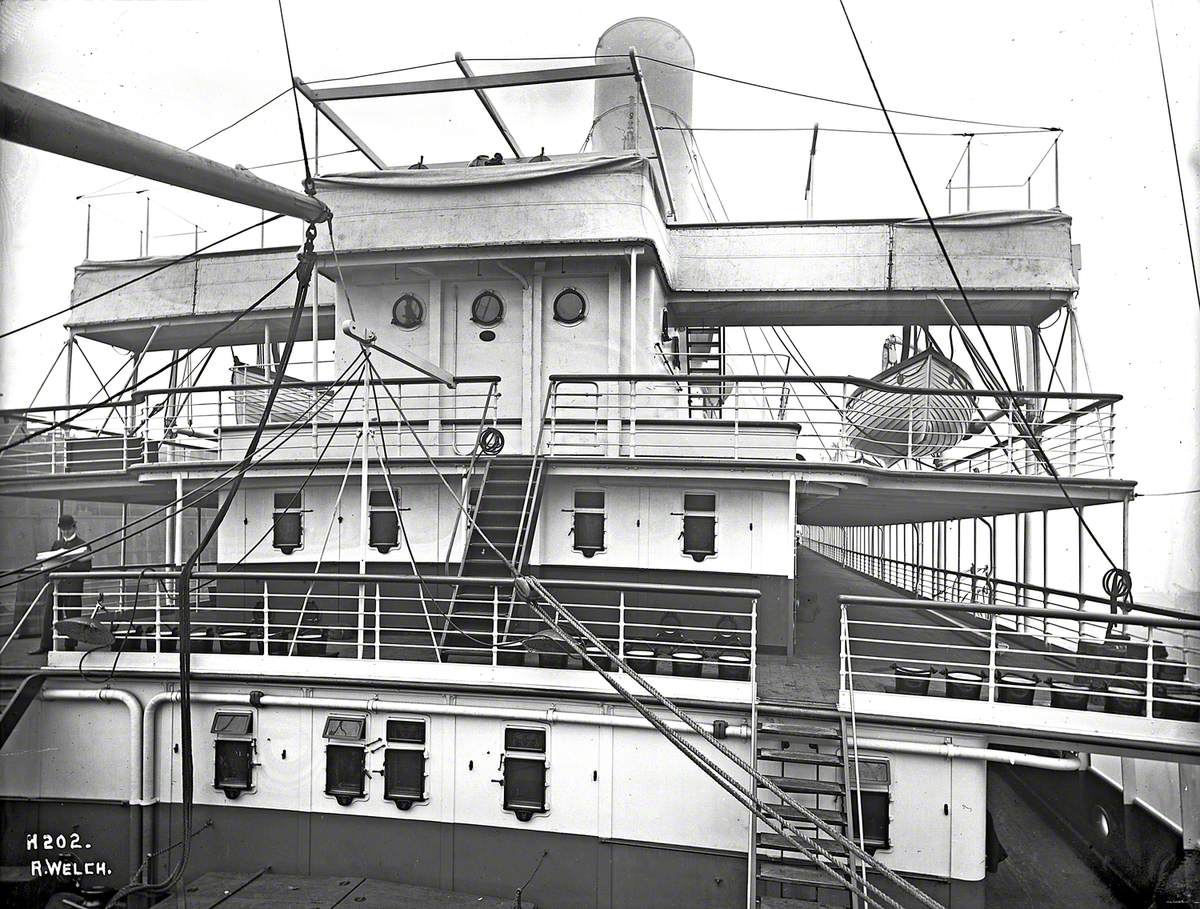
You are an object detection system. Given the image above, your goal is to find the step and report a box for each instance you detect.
[758,749,843,767]
[757,860,849,890]
[758,897,834,909]
[761,776,844,797]
[771,805,847,827]
[758,721,842,740]
[757,833,849,855]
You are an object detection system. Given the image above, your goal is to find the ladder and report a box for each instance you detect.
[439,455,545,663]
[685,326,727,418]
[754,716,859,908]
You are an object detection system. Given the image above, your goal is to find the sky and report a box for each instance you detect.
[0,0,1197,609]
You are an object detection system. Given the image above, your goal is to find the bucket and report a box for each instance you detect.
[671,650,704,678]
[1100,684,1145,716]
[537,652,569,670]
[496,649,526,667]
[583,644,613,672]
[995,672,1038,705]
[945,670,983,701]
[717,653,750,681]
[625,647,657,675]
[1048,679,1091,710]
[1153,660,1187,682]
[893,665,932,696]
[1153,684,1200,722]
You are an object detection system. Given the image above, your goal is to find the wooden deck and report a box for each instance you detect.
[150,870,532,908]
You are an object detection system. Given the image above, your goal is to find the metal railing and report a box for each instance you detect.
[0,375,502,478]
[838,594,1200,722]
[45,569,757,680]
[543,373,1119,477]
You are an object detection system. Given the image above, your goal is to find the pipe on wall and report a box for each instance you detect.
[41,688,143,881]
[852,736,1089,772]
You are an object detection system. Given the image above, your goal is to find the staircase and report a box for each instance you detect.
[754,716,859,908]
[439,455,545,662]
[684,326,727,418]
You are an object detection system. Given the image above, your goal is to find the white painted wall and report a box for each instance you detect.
[535,475,790,577]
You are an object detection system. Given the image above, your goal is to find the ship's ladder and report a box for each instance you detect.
[685,326,728,418]
[515,575,944,909]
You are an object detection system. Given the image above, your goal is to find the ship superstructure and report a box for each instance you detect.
[0,16,1197,909]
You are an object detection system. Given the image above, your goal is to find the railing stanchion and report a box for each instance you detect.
[987,614,998,702]
[628,380,638,458]
[492,585,499,668]
[263,581,270,656]
[617,590,626,674]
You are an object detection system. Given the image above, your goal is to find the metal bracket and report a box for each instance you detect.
[342,319,457,388]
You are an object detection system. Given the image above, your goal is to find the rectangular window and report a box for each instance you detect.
[323,715,366,741]
[369,488,400,553]
[211,711,254,799]
[325,744,367,805]
[849,759,891,851]
[571,489,605,557]
[681,492,717,561]
[272,491,303,554]
[503,726,547,820]
[383,717,427,809]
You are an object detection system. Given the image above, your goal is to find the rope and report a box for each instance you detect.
[276,0,313,189]
[518,582,939,909]
[107,223,319,909]
[0,337,367,593]
[1,262,299,452]
[837,0,1126,580]
[0,213,284,342]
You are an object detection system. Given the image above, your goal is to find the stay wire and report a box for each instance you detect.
[0,351,368,592]
[0,213,284,342]
[1149,0,1200,314]
[464,54,1057,131]
[276,0,313,188]
[1,262,299,452]
[836,0,1124,575]
[107,224,316,908]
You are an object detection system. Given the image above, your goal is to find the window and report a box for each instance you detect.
[384,718,427,810]
[211,711,254,799]
[503,726,547,821]
[369,489,401,554]
[680,492,717,561]
[470,290,504,326]
[391,293,425,330]
[323,714,367,806]
[552,288,587,326]
[570,489,605,558]
[272,491,303,555]
[849,759,891,852]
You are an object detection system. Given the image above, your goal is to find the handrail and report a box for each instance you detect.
[49,568,762,599]
[838,594,1200,631]
[548,373,1122,403]
[812,539,1191,621]
[0,375,503,417]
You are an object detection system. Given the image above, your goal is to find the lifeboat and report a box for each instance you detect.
[843,348,976,466]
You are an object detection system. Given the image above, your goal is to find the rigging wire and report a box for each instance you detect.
[464,54,1058,131]
[1,262,299,452]
[107,225,317,909]
[276,0,313,188]
[836,0,1126,577]
[660,125,1051,138]
[1149,0,1200,314]
[0,213,284,342]
[0,354,369,593]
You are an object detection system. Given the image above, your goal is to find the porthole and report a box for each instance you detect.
[471,290,504,326]
[552,288,587,326]
[391,293,425,330]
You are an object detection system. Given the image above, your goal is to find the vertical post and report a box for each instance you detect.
[627,248,638,376]
[1053,137,1060,209]
[617,590,626,674]
[262,581,270,654]
[358,360,371,661]
[144,194,150,257]
[260,210,265,248]
[987,614,998,702]
[965,136,972,211]
[85,204,92,259]
[492,585,499,668]
[174,477,184,567]
[629,380,638,458]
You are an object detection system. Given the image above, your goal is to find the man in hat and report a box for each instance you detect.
[31,514,93,655]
